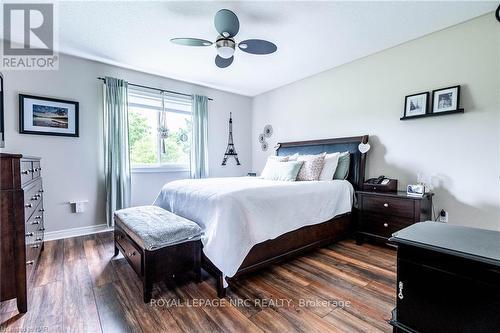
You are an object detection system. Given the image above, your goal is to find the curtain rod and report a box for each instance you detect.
[97,77,213,101]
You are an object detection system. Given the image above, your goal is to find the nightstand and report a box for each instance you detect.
[355,191,433,246]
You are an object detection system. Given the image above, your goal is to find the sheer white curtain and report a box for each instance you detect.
[190,95,209,178]
[103,76,131,226]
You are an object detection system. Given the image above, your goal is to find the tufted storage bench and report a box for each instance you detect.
[113,205,202,302]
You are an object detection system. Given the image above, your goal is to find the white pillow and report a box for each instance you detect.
[261,153,300,177]
[319,152,341,181]
[261,156,288,178]
[268,155,289,162]
[262,160,304,181]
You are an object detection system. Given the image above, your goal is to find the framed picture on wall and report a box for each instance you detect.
[19,94,79,137]
[404,92,429,118]
[431,85,460,113]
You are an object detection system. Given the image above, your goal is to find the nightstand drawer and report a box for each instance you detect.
[361,195,415,218]
[360,213,414,239]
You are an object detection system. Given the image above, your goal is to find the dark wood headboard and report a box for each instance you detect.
[276,135,369,189]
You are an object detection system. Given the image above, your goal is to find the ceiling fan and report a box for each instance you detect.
[170,9,277,68]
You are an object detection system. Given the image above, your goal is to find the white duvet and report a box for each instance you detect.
[153,177,354,285]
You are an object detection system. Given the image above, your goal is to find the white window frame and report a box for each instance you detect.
[128,88,192,173]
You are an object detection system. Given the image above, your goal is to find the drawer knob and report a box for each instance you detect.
[26,260,34,266]
[128,251,137,257]
[38,189,44,193]
[31,221,40,225]
[40,228,45,231]
[383,223,389,228]
[25,203,33,208]
[34,215,42,219]
[25,232,34,237]
[35,237,43,241]
[31,196,38,201]
[32,245,40,249]
[398,281,404,300]
[21,170,30,175]
[383,203,389,207]
[39,208,45,212]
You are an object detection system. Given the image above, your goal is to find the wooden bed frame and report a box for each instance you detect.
[202,135,369,297]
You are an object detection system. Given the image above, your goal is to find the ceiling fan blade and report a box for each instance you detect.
[215,55,233,68]
[214,9,239,38]
[170,38,213,46]
[238,39,277,55]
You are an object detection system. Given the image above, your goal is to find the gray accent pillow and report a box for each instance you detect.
[333,151,350,180]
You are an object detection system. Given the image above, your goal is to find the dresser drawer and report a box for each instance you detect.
[20,161,33,186]
[25,241,42,282]
[115,227,142,276]
[32,161,42,180]
[361,195,415,218]
[25,213,43,282]
[360,213,414,239]
[25,208,43,234]
[23,179,43,221]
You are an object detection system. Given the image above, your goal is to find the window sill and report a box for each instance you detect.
[132,166,190,174]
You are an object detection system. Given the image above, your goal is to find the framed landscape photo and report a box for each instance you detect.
[19,94,79,137]
[432,85,460,113]
[404,92,429,118]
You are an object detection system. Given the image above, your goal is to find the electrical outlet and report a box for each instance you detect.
[69,200,88,214]
[75,202,85,213]
[438,209,448,223]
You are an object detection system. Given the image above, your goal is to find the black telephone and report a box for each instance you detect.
[366,175,390,185]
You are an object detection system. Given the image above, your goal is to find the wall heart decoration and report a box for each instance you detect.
[358,142,371,154]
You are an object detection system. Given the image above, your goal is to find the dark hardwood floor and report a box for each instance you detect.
[0,232,396,333]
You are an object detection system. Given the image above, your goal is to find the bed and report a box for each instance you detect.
[154,136,369,296]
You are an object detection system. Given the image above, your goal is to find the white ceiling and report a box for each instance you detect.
[56,1,496,96]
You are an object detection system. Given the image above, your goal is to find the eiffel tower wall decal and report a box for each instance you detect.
[222,112,241,166]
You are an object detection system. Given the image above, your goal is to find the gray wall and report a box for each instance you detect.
[1,54,252,233]
[252,14,500,231]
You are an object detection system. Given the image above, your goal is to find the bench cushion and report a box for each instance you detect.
[114,206,202,250]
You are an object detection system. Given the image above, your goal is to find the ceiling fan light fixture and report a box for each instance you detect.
[171,9,278,68]
[216,38,235,59]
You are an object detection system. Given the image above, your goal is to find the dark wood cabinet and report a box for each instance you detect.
[356,191,432,246]
[389,222,500,332]
[0,153,45,313]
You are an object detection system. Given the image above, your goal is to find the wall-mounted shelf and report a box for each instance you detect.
[400,109,464,121]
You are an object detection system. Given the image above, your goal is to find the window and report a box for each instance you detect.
[128,87,192,171]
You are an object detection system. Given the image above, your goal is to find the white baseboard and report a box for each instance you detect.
[45,224,113,241]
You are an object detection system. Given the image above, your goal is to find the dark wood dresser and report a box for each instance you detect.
[389,222,500,332]
[356,191,432,246]
[0,153,45,313]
